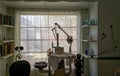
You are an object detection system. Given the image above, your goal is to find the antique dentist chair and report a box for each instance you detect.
[9,60,31,76]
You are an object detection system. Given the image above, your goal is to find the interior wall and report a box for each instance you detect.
[98,0,120,56]
[0,1,15,76]
[0,1,7,14]
[81,9,90,76]
[90,1,98,19]
[89,1,98,76]
[0,2,7,76]
[7,7,15,16]
[98,0,120,76]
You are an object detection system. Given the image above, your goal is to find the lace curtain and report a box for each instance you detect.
[15,11,80,66]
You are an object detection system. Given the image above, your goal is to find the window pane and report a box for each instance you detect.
[48,15,57,27]
[49,28,56,40]
[59,40,69,52]
[20,14,77,54]
[28,41,36,52]
[21,28,27,39]
[41,28,49,39]
[30,15,35,27]
[36,28,41,39]
[36,28,54,39]
[20,15,28,27]
[41,15,49,27]
[27,15,36,27]
[25,41,41,52]
[72,40,77,53]
[71,28,77,39]
[58,28,71,39]
[41,40,49,52]
[28,28,36,39]
[21,41,28,52]
[70,16,77,27]
[36,15,41,27]
[35,41,41,52]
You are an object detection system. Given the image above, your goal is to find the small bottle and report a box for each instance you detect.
[85,49,88,55]
[89,49,94,56]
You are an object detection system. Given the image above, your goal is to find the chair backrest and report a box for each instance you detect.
[115,67,120,76]
[9,60,31,76]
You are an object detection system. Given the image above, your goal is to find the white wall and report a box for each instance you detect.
[0,1,7,76]
[89,1,98,76]
[0,1,7,14]
[90,2,98,20]
[98,0,120,76]
[0,1,15,76]
[98,0,120,56]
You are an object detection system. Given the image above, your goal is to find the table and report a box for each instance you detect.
[48,52,75,76]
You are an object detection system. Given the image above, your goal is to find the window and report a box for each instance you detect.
[19,11,78,65]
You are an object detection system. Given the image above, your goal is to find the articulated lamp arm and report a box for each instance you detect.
[55,23,73,44]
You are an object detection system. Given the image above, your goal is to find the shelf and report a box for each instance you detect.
[81,24,97,28]
[81,53,90,58]
[80,53,98,59]
[2,25,14,28]
[81,25,89,27]
[81,22,98,59]
[0,14,15,56]
[0,53,14,59]
[4,40,14,43]
[82,39,98,42]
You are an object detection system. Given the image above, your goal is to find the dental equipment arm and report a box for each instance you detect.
[54,23,73,53]
[55,23,73,44]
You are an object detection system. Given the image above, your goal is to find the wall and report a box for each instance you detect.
[0,1,15,15]
[0,1,7,14]
[98,0,120,76]
[80,2,98,76]
[0,1,7,76]
[0,1,15,76]
[89,1,98,76]
[81,8,90,76]
[90,2,98,20]
[98,0,120,57]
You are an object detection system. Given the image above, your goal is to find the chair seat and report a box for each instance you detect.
[9,60,30,76]
[34,61,47,70]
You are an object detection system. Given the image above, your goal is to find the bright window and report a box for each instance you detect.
[19,12,78,65]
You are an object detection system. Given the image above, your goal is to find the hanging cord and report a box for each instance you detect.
[110,25,117,52]
[98,25,118,55]
[100,33,106,41]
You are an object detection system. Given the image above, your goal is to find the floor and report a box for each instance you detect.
[30,64,76,76]
[20,53,76,76]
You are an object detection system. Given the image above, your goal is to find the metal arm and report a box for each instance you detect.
[55,23,73,44]
[55,23,69,37]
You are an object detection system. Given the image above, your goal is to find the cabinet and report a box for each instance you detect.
[81,21,98,76]
[0,54,14,76]
[0,13,14,57]
[81,24,98,57]
[0,13,14,76]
